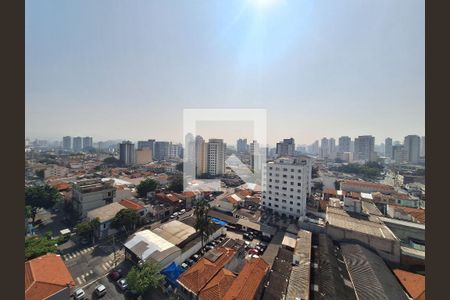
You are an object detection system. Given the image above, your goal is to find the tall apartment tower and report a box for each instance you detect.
[404,135,421,163]
[354,135,375,162]
[73,137,83,152]
[137,139,155,151]
[420,136,425,157]
[119,141,135,166]
[206,139,225,176]
[62,136,72,150]
[262,156,312,220]
[338,136,351,153]
[169,143,183,159]
[195,135,207,176]
[392,145,407,163]
[249,140,261,172]
[385,138,393,159]
[154,141,170,161]
[236,138,248,153]
[329,138,336,157]
[82,137,93,150]
[276,138,295,157]
[311,140,319,155]
[320,137,329,159]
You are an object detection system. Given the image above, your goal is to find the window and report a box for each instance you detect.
[298,169,302,173]
[297,183,301,186]
[268,197,272,200]
[283,181,287,184]
[269,179,272,182]
[297,189,301,193]
[269,203,272,207]
[297,196,301,199]
[290,182,294,185]
[283,168,288,171]
[290,208,293,211]
[282,200,286,203]
[297,202,300,206]
[290,195,293,198]
[282,206,287,210]
[275,198,279,202]
[291,169,294,172]
[282,187,287,191]
[262,201,266,205]
[290,175,294,179]
[290,188,294,192]
[275,204,279,208]
[298,176,301,180]
[275,168,280,171]
[269,167,273,170]
[283,175,287,178]
[283,193,287,197]
[290,201,293,205]
[275,186,279,190]
[297,209,301,213]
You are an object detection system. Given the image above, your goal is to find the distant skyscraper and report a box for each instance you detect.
[329,138,336,158]
[236,138,248,153]
[73,137,82,152]
[276,138,295,157]
[137,139,155,151]
[62,136,72,150]
[404,135,420,163]
[354,135,375,162]
[195,135,207,176]
[82,137,93,150]
[207,139,225,176]
[119,141,135,166]
[169,143,183,159]
[385,138,393,159]
[249,140,261,173]
[420,136,425,157]
[320,137,329,159]
[154,141,170,161]
[392,145,407,163]
[338,136,351,153]
[135,148,152,165]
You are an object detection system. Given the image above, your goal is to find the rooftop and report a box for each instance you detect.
[326,207,398,241]
[124,230,180,263]
[236,218,277,236]
[119,199,144,211]
[340,243,409,300]
[223,258,269,300]
[178,247,236,295]
[341,180,395,193]
[393,269,425,300]
[198,269,237,300]
[388,205,426,224]
[152,220,196,246]
[286,230,312,300]
[263,248,293,300]
[25,254,75,300]
[86,202,126,223]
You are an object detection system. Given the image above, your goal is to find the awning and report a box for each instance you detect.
[212,218,228,226]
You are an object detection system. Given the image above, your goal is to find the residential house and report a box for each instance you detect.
[86,202,126,239]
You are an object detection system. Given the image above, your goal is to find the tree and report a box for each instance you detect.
[25,234,58,260]
[168,175,183,193]
[111,209,140,233]
[25,185,62,223]
[136,178,158,198]
[74,218,100,242]
[127,261,165,296]
[194,199,215,249]
[334,180,340,190]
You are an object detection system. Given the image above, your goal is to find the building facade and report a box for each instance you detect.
[276,138,295,157]
[154,141,171,161]
[338,136,351,153]
[354,135,376,162]
[195,135,207,176]
[62,136,72,150]
[72,179,116,218]
[82,136,93,150]
[207,139,225,176]
[404,135,420,163]
[72,137,82,152]
[237,138,248,153]
[119,141,136,166]
[262,156,313,220]
[385,137,393,159]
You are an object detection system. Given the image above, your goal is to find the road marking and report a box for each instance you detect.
[76,277,83,285]
[81,249,87,254]
[81,274,85,279]
[85,272,89,277]
[89,270,94,275]
[102,264,107,271]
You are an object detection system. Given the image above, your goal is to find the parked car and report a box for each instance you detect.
[94,284,107,297]
[116,278,128,291]
[73,288,86,300]
[179,209,186,215]
[108,269,123,281]
[192,254,200,261]
[243,233,254,241]
[181,263,189,270]
[186,259,195,266]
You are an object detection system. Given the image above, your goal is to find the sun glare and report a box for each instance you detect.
[249,0,281,10]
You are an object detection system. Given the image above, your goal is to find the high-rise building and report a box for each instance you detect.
[62,136,72,150]
[311,140,319,155]
[249,140,261,172]
[404,135,421,163]
[236,138,248,153]
[119,141,135,166]
[262,156,312,220]
[135,147,152,165]
[276,138,295,157]
[392,145,407,163]
[154,141,170,161]
[206,139,225,176]
[385,138,393,159]
[354,135,376,162]
[169,143,183,159]
[338,136,351,153]
[420,136,425,157]
[82,137,93,150]
[195,136,207,176]
[137,139,155,151]
[320,137,329,159]
[73,137,82,152]
[329,138,336,158]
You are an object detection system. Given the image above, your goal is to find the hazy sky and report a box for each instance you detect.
[26,0,424,145]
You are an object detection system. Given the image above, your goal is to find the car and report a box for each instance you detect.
[211,241,217,246]
[179,209,186,215]
[186,259,195,266]
[108,270,122,281]
[259,242,268,248]
[192,254,200,261]
[173,212,179,217]
[181,263,189,269]
[94,284,107,297]
[116,278,128,291]
[205,245,214,251]
[248,248,259,255]
[73,288,86,300]
[243,233,254,241]
[252,254,260,258]
[244,241,251,248]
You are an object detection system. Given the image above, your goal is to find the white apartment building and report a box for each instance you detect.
[72,179,117,218]
[195,135,207,176]
[262,156,313,220]
[206,139,225,176]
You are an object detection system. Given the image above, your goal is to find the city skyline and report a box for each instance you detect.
[26,0,424,144]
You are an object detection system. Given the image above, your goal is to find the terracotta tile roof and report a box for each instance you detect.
[237,190,252,198]
[52,182,71,191]
[178,247,236,295]
[393,269,425,300]
[223,258,269,300]
[342,180,395,192]
[389,205,426,224]
[323,188,338,195]
[225,196,239,205]
[119,199,144,211]
[25,254,75,300]
[199,268,237,300]
[155,193,181,205]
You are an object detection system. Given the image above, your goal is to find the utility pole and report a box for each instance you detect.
[113,235,117,268]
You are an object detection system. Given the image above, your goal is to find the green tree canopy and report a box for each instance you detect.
[176,162,183,172]
[136,178,158,198]
[25,185,62,222]
[126,261,165,296]
[111,209,140,232]
[25,234,58,260]
[74,218,100,242]
[168,175,183,193]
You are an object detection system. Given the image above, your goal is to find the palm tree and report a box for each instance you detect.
[194,199,215,249]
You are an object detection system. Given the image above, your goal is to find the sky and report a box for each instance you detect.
[26,0,424,146]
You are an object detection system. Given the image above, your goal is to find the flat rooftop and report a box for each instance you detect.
[326,207,397,241]
[86,202,125,223]
[152,220,196,246]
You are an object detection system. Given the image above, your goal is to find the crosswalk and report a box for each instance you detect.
[75,269,94,285]
[62,246,95,261]
[100,258,116,272]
